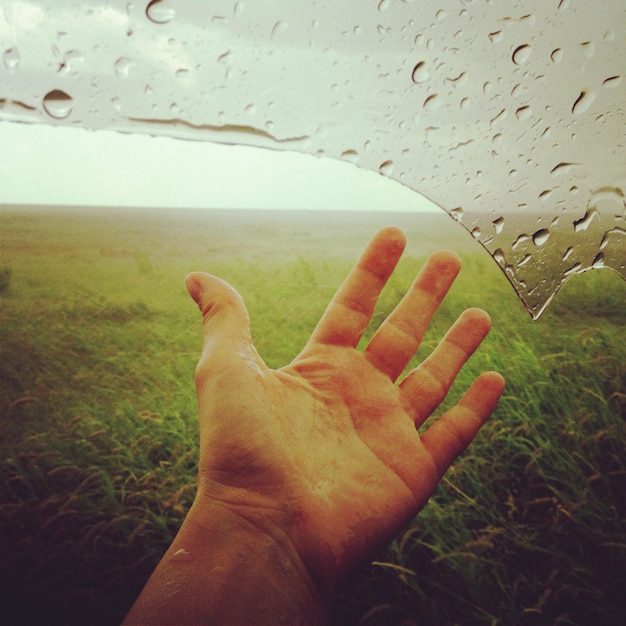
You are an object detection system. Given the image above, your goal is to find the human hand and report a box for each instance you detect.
[184,227,504,600]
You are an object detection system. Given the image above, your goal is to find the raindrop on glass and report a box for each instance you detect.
[550,162,576,177]
[532,229,550,246]
[592,253,605,268]
[378,160,393,175]
[573,208,598,232]
[579,41,595,58]
[3,47,20,73]
[551,48,563,63]
[564,262,582,276]
[515,106,532,121]
[603,75,622,88]
[114,57,134,77]
[271,21,287,39]
[411,61,429,83]
[512,44,532,65]
[493,217,505,234]
[471,227,481,239]
[423,94,440,110]
[341,149,359,163]
[494,249,506,265]
[42,90,73,119]
[146,0,175,24]
[571,90,596,115]
[450,207,463,221]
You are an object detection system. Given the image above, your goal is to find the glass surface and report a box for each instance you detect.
[1,0,624,317]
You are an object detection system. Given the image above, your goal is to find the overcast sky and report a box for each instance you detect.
[0,122,438,212]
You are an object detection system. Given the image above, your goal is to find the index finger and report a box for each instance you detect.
[305,227,406,348]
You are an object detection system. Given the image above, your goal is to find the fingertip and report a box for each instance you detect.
[481,370,506,392]
[460,307,492,333]
[375,226,407,259]
[420,250,461,292]
[185,272,207,304]
[378,225,406,245]
[429,249,462,269]
[471,370,506,411]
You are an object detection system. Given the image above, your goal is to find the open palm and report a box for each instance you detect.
[185,227,504,597]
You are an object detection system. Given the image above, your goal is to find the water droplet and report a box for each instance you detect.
[411,61,429,83]
[114,57,134,77]
[579,41,595,59]
[571,90,596,115]
[450,207,463,221]
[562,247,573,261]
[146,0,175,24]
[471,227,481,239]
[341,149,359,163]
[512,233,531,249]
[489,31,503,43]
[493,217,505,234]
[423,94,440,110]
[518,254,531,267]
[494,249,506,265]
[377,0,390,11]
[512,44,532,65]
[603,75,622,88]
[271,21,287,39]
[532,229,550,246]
[58,50,85,74]
[378,160,393,175]
[604,30,615,42]
[550,162,577,177]
[170,548,193,563]
[592,253,605,268]
[233,2,244,16]
[175,68,190,80]
[551,48,563,63]
[564,262,582,276]
[573,208,598,232]
[446,71,466,85]
[42,90,73,119]
[3,47,21,73]
[539,189,553,201]
[515,106,532,121]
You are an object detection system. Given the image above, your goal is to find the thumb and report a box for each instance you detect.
[185,272,255,366]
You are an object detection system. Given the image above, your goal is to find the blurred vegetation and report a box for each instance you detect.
[1,207,624,625]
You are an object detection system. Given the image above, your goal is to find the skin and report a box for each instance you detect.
[123,227,505,625]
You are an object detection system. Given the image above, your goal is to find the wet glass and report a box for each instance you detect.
[1,0,624,317]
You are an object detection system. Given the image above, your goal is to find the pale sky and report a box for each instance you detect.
[0,122,438,212]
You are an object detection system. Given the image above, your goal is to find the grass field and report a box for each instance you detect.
[1,206,625,626]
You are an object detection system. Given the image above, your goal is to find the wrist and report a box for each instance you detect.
[125,494,328,625]
[186,496,328,624]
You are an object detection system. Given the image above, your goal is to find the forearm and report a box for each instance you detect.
[122,501,328,626]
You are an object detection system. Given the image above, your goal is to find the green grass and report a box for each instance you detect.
[1,206,624,625]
